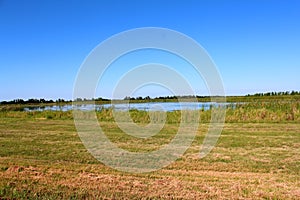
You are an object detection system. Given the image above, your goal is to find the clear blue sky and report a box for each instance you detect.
[1,0,299,101]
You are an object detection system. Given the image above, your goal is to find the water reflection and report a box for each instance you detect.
[24,102,232,112]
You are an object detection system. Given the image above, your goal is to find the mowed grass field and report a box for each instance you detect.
[0,104,299,199]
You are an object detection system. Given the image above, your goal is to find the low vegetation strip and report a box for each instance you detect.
[1,100,299,123]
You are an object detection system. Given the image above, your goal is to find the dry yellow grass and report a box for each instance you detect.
[0,117,299,199]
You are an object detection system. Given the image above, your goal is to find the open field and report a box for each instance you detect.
[0,102,299,199]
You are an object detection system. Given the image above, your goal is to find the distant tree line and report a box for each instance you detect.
[74,97,110,102]
[0,98,70,105]
[123,95,209,101]
[1,91,299,105]
[246,91,300,97]
[124,95,178,100]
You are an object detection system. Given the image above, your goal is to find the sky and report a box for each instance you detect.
[1,0,300,101]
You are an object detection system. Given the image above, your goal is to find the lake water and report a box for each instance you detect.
[24,102,233,112]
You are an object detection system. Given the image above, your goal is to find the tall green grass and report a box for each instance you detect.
[227,101,300,122]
